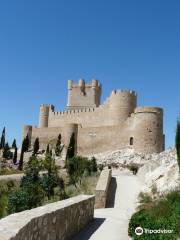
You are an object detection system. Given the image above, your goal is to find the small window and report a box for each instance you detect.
[130,137,134,145]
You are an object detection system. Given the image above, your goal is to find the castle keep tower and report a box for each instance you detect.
[67,79,101,110]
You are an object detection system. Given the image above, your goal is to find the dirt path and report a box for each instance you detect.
[73,170,142,240]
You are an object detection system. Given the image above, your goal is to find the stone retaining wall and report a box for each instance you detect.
[0,195,95,240]
[95,169,112,208]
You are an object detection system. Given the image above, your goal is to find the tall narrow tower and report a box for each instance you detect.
[67,79,101,110]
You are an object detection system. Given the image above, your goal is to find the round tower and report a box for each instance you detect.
[133,107,164,153]
[39,104,54,128]
[22,125,32,145]
[108,90,137,125]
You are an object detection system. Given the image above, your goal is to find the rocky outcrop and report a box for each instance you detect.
[91,148,180,194]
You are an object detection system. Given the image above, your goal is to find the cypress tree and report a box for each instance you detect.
[2,142,10,159]
[33,138,39,156]
[175,120,180,173]
[18,135,29,170]
[66,133,75,160]
[13,147,18,164]
[55,134,62,156]
[0,127,5,149]
[46,144,50,154]
[12,139,17,149]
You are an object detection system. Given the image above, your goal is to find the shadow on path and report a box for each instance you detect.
[72,218,106,240]
[106,177,117,208]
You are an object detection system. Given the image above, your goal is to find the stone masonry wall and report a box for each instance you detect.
[95,169,112,208]
[0,195,95,240]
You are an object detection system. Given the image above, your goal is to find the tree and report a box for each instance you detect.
[41,153,63,199]
[12,139,17,149]
[66,133,75,161]
[46,144,50,154]
[66,156,95,187]
[9,156,44,213]
[18,135,30,170]
[55,134,62,156]
[0,127,5,149]
[90,157,97,172]
[2,143,12,159]
[37,152,67,200]
[175,120,180,173]
[13,147,17,164]
[33,138,39,156]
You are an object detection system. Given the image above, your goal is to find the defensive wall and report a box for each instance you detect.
[23,80,165,155]
[0,195,95,240]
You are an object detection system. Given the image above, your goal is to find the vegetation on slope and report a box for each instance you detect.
[128,190,180,240]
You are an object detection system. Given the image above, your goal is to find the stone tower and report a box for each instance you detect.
[67,79,102,110]
[39,104,54,128]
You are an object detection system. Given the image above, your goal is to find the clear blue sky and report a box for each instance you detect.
[0,0,179,148]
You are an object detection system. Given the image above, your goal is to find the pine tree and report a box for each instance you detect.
[12,139,17,149]
[13,147,17,164]
[175,120,180,173]
[0,127,5,149]
[55,134,62,156]
[33,138,39,156]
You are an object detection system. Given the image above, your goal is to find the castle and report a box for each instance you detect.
[23,79,165,156]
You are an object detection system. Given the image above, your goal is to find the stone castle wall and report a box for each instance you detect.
[23,80,165,155]
[0,195,95,240]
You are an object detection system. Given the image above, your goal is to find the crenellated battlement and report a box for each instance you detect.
[110,89,137,96]
[68,79,101,90]
[51,107,96,116]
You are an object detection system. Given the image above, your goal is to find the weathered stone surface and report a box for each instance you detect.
[93,148,180,194]
[95,169,112,208]
[0,195,95,240]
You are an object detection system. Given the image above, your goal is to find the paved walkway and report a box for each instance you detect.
[73,170,142,240]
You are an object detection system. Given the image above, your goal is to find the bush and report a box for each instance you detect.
[8,156,44,213]
[128,164,139,175]
[128,190,180,240]
[0,180,19,218]
[66,156,97,187]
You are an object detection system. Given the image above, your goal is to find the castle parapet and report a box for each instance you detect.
[134,106,163,114]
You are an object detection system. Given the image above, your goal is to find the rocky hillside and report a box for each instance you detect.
[91,148,180,194]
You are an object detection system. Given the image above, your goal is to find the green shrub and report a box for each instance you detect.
[128,190,180,240]
[66,156,97,187]
[128,164,139,175]
[0,180,19,218]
